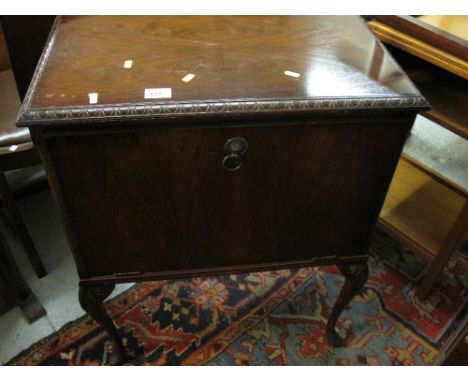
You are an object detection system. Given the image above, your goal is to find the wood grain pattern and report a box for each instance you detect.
[372,16,468,61]
[31,16,423,105]
[384,46,468,140]
[418,16,468,41]
[369,16,467,297]
[45,117,412,279]
[18,16,427,127]
[0,16,56,101]
[379,158,466,259]
[417,201,468,298]
[24,16,424,349]
[0,23,11,71]
[368,19,468,79]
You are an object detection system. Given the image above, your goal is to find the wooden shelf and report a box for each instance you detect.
[368,18,468,79]
[378,157,466,261]
[385,46,468,140]
[368,16,467,139]
[417,16,468,41]
[369,15,468,297]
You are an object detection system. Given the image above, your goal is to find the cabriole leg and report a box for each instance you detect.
[78,284,127,365]
[326,261,368,347]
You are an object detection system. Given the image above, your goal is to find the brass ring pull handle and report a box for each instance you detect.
[222,137,248,171]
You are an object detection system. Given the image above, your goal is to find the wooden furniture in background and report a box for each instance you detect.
[379,154,468,296]
[0,23,11,72]
[0,71,46,321]
[0,69,46,279]
[368,15,467,79]
[18,16,427,364]
[1,16,57,101]
[0,219,46,322]
[0,16,56,321]
[369,16,468,298]
[441,322,468,365]
[434,309,468,365]
[0,16,55,279]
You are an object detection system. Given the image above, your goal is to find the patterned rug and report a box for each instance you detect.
[7,230,467,365]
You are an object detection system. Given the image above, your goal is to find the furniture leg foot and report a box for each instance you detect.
[326,261,368,347]
[78,284,128,365]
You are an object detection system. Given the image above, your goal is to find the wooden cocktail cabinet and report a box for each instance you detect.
[17,16,428,364]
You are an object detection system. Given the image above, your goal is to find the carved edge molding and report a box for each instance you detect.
[17,16,430,127]
[18,96,430,126]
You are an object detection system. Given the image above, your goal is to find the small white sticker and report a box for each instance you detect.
[9,145,18,152]
[123,60,133,69]
[182,73,195,82]
[88,92,99,104]
[284,70,301,78]
[144,88,172,99]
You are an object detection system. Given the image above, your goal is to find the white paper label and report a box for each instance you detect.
[144,88,172,99]
[182,73,195,82]
[9,145,18,152]
[284,70,301,78]
[123,60,133,69]
[88,92,99,104]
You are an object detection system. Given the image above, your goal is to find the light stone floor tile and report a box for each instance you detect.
[0,307,55,365]
[404,115,468,190]
[0,186,133,364]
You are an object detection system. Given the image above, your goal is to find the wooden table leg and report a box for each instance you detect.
[326,261,369,347]
[0,226,46,322]
[417,201,468,299]
[0,171,47,278]
[78,284,128,365]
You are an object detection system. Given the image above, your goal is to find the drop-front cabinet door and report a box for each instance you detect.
[44,117,410,278]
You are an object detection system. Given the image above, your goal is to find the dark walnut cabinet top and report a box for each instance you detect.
[17,16,428,127]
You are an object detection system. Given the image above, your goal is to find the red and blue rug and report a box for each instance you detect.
[8,230,467,365]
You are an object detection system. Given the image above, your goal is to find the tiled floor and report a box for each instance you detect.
[0,187,133,364]
[0,62,466,364]
[404,116,468,190]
